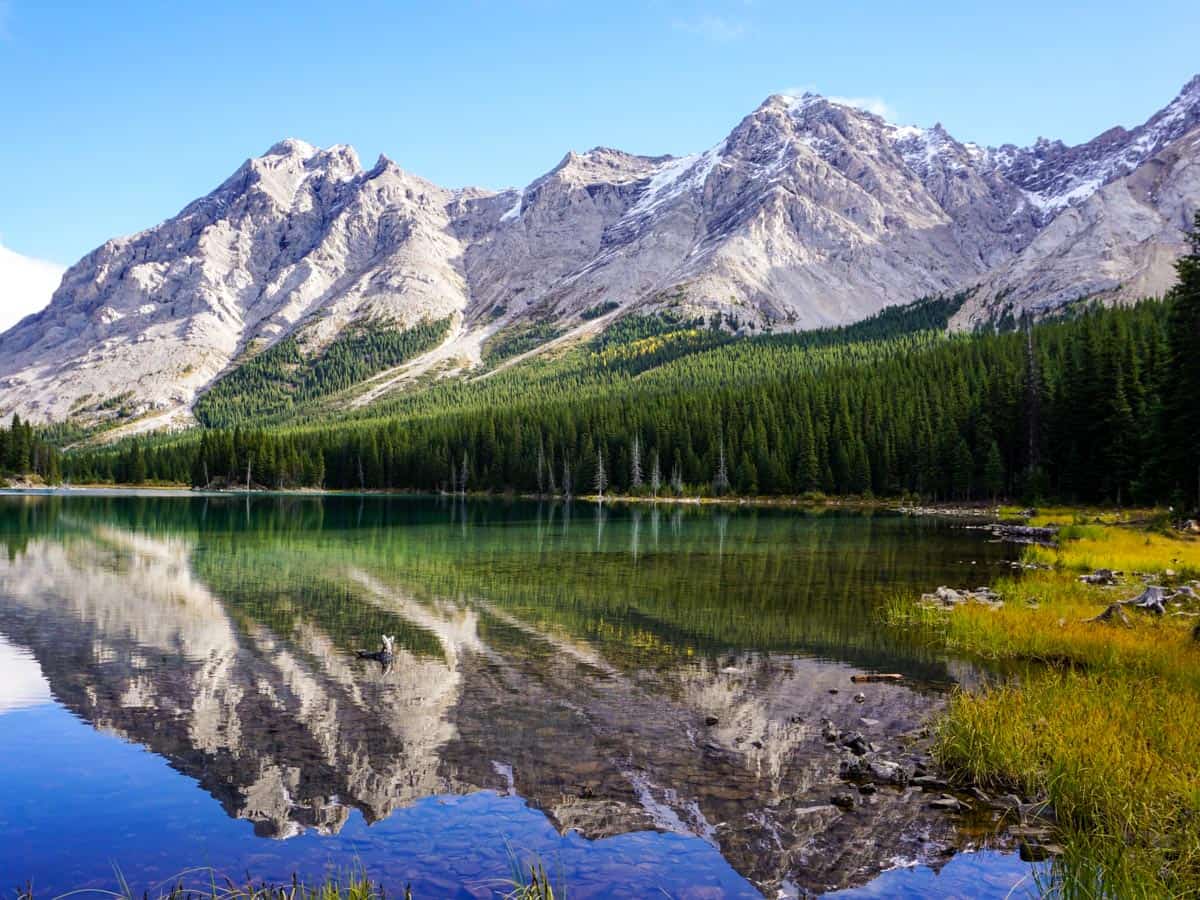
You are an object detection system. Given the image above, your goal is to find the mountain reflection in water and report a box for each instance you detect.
[0,494,1035,897]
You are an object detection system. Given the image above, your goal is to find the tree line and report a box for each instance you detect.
[0,414,61,484]
[57,214,1200,510]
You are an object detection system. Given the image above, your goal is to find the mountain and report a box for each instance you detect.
[0,243,64,334]
[2,77,1198,429]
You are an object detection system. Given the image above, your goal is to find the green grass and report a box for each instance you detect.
[887,516,1200,897]
[19,860,567,900]
[19,868,386,900]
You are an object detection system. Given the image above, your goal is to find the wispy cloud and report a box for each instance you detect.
[672,14,747,42]
[782,85,898,121]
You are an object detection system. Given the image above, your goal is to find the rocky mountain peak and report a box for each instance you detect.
[264,137,318,158]
[2,77,1198,429]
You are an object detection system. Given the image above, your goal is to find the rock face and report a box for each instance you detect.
[957,125,1200,326]
[2,77,1199,427]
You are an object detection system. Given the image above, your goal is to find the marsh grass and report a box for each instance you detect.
[888,519,1200,897]
[1026,526,1200,579]
[21,858,569,900]
[17,868,389,900]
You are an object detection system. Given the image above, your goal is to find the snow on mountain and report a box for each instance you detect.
[988,75,1200,217]
[957,124,1200,327]
[0,244,64,334]
[2,76,1199,428]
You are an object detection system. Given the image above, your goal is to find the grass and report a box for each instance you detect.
[18,869,386,900]
[1026,525,1200,579]
[887,514,1200,898]
[19,859,566,900]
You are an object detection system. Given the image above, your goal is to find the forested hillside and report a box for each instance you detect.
[0,415,61,484]
[194,317,453,428]
[55,219,1200,509]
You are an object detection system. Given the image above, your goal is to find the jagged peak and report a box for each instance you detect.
[368,153,401,177]
[541,146,662,186]
[1172,73,1200,105]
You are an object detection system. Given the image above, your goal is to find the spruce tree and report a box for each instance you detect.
[1165,212,1200,511]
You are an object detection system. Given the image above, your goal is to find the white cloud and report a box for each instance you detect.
[0,242,65,334]
[782,85,898,122]
[673,15,747,42]
[829,95,897,120]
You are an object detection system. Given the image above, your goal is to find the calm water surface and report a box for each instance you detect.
[0,494,1041,897]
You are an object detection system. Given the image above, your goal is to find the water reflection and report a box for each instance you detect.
[0,495,1026,896]
[0,634,50,714]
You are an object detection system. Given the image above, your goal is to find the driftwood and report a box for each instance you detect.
[1088,586,1166,624]
[851,673,904,683]
[1079,568,1121,585]
[920,585,1004,609]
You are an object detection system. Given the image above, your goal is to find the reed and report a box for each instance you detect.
[889,516,1200,897]
[17,869,387,900]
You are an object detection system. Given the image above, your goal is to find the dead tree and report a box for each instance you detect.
[630,435,643,491]
[1088,585,1167,624]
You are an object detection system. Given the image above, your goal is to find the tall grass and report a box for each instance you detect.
[18,869,387,900]
[1026,526,1200,578]
[20,859,567,900]
[888,518,1200,898]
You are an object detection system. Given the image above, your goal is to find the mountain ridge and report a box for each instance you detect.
[2,76,1198,430]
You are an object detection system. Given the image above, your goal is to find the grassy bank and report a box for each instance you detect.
[889,511,1200,897]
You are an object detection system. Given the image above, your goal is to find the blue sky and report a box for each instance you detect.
[2,0,1198,266]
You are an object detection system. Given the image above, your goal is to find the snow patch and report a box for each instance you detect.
[499,191,523,223]
[491,760,516,794]
[624,141,726,220]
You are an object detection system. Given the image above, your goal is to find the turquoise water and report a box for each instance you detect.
[0,494,1039,896]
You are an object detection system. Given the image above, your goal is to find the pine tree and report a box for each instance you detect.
[536,436,547,494]
[649,449,662,498]
[983,440,1005,501]
[1165,211,1200,511]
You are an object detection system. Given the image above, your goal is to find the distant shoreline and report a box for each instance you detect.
[0,482,1009,517]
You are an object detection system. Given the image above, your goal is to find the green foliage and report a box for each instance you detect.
[195,318,452,427]
[579,300,619,320]
[752,291,970,350]
[61,280,1188,507]
[590,310,708,351]
[1164,212,1200,512]
[0,414,61,484]
[481,321,565,366]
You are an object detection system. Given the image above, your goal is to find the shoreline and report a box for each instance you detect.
[0,482,1010,517]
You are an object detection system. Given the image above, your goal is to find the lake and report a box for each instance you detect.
[0,493,1042,897]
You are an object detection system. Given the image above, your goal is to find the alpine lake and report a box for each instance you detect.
[0,492,1047,898]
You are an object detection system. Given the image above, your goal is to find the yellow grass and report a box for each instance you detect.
[1026,525,1200,578]
[889,516,1200,897]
